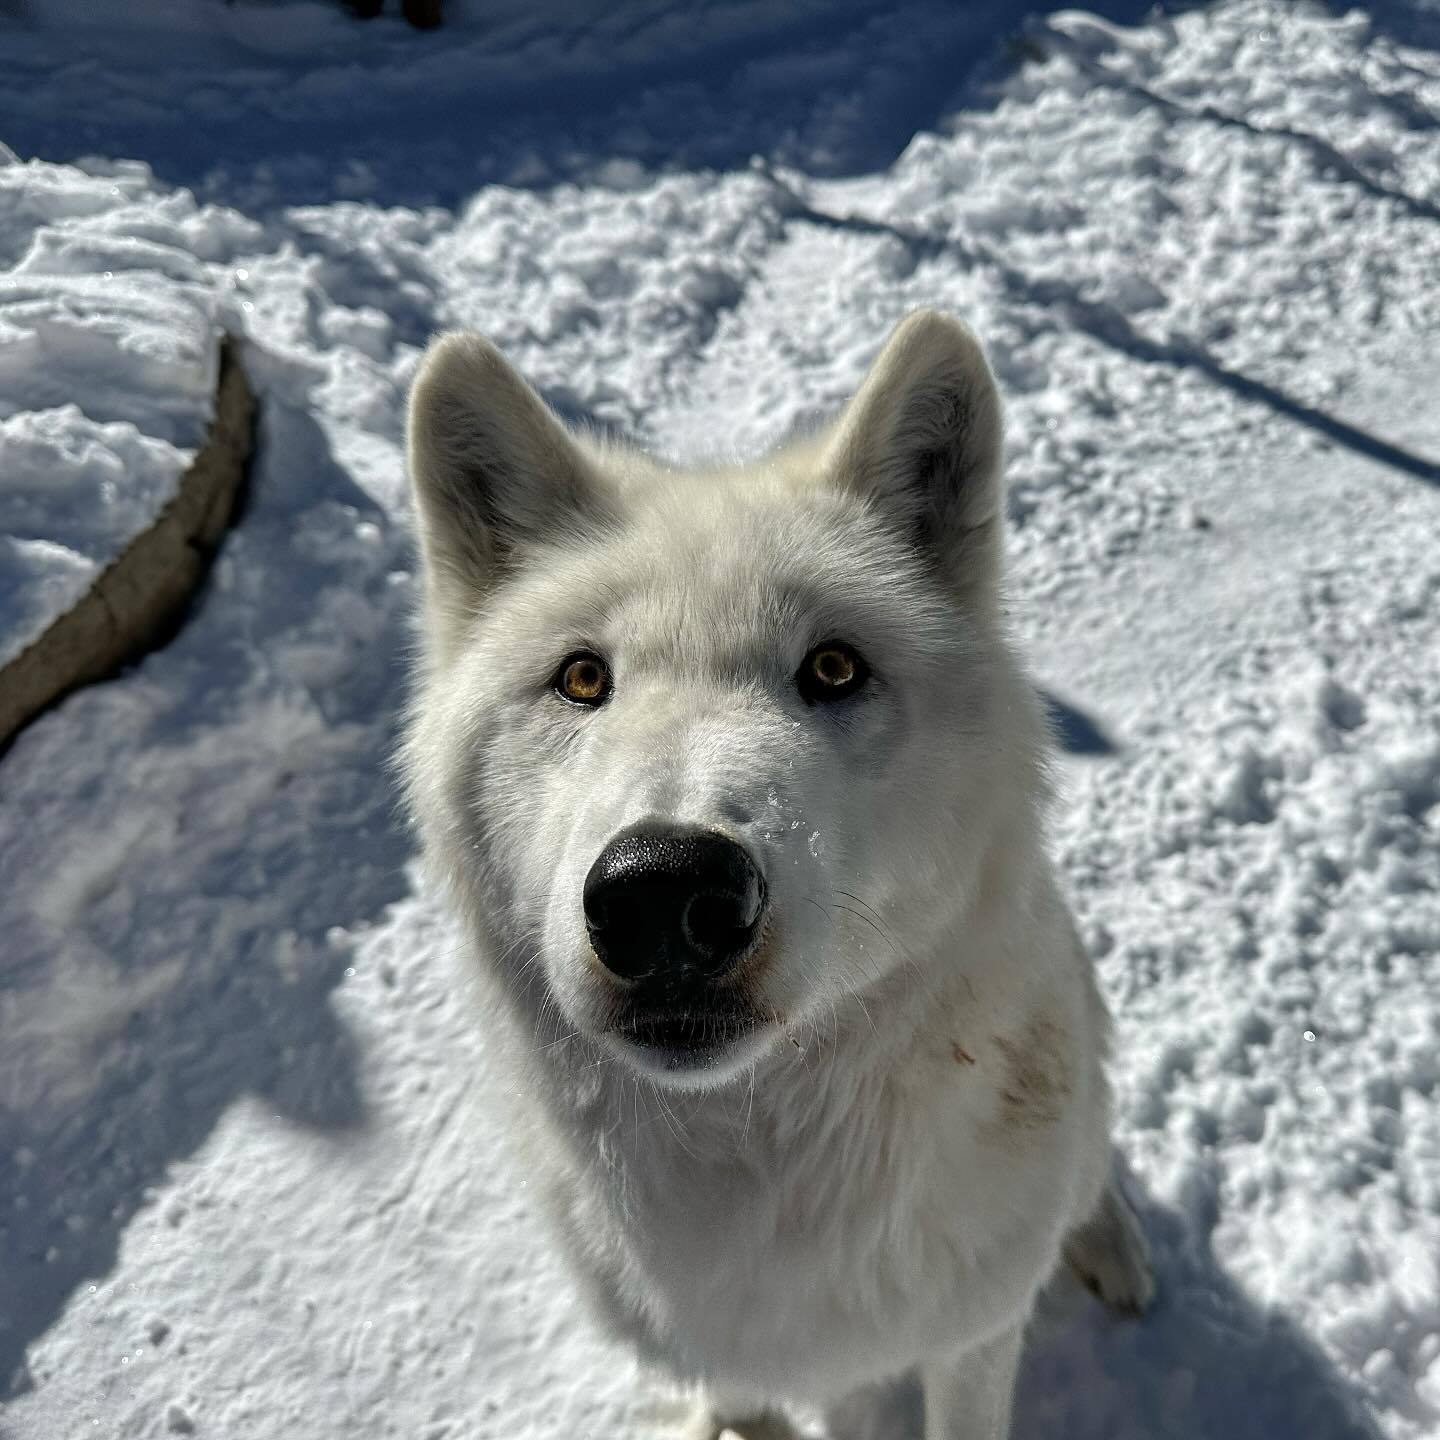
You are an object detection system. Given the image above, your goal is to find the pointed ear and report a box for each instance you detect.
[406,330,606,649]
[823,310,1004,596]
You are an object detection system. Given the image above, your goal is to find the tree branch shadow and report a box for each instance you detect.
[778,189,1440,490]
[1038,20,1440,228]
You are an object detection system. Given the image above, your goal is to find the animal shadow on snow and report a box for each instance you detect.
[0,395,413,1399]
[827,1185,1380,1440]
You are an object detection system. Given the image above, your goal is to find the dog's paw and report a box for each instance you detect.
[1067,1231,1155,1316]
[681,1401,805,1440]
[678,1410,720,1440]
[1063,1181,1156,1317]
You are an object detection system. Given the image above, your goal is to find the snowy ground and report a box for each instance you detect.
[1,1,1438,1437]
[0,158,224,664]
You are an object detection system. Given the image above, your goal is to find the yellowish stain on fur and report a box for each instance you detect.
[989,1013,1070,1134]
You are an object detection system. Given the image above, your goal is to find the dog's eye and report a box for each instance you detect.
[554,651,612,706]
[796,641,868,703]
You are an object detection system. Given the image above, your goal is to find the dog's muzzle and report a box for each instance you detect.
[583,822,766,987]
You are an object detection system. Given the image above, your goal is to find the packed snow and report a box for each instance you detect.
[0,158,226,663]
[1,2,1438,1438]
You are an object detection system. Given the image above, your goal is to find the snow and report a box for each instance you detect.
[0,156,228,663]
[1,1,1438,1437]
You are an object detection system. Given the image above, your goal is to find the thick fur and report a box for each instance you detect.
[401,311,1152,1439]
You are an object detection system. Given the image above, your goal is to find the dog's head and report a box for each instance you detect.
[402,311,1049,1091]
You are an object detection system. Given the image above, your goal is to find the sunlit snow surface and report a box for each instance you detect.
[0,160,223,663]
[1,2,1438,1437]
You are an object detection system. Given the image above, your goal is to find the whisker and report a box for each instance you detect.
[833,889,888,929]
[829,901,894,953]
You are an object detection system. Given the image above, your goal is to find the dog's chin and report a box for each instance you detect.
[602,1014,774,1091]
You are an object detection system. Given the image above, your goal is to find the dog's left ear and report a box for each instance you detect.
[824,309,1004,597]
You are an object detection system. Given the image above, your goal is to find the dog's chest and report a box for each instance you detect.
[578,1067,1050,1393]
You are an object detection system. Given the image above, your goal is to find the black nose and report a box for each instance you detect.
[583,825,767,984]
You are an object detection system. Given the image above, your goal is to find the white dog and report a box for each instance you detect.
[401,311,1153,1439]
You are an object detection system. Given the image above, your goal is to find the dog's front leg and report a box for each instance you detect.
[919,1322,1025,1440]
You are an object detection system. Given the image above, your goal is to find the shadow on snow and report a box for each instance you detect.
[0,393,415,1399]
[0,0,1166,211]
[827,1182,1382,1440]
[781,191,1440,490]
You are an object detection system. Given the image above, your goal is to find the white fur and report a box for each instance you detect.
[401,311,1153,1439]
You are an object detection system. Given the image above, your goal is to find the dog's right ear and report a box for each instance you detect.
[822,310,1004,602]
[407,331,606,649]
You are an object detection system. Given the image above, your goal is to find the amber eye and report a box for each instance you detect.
[796,641,868,703]
[554,651,612,706]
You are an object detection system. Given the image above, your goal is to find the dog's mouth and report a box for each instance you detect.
[608,1006,764,1074]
